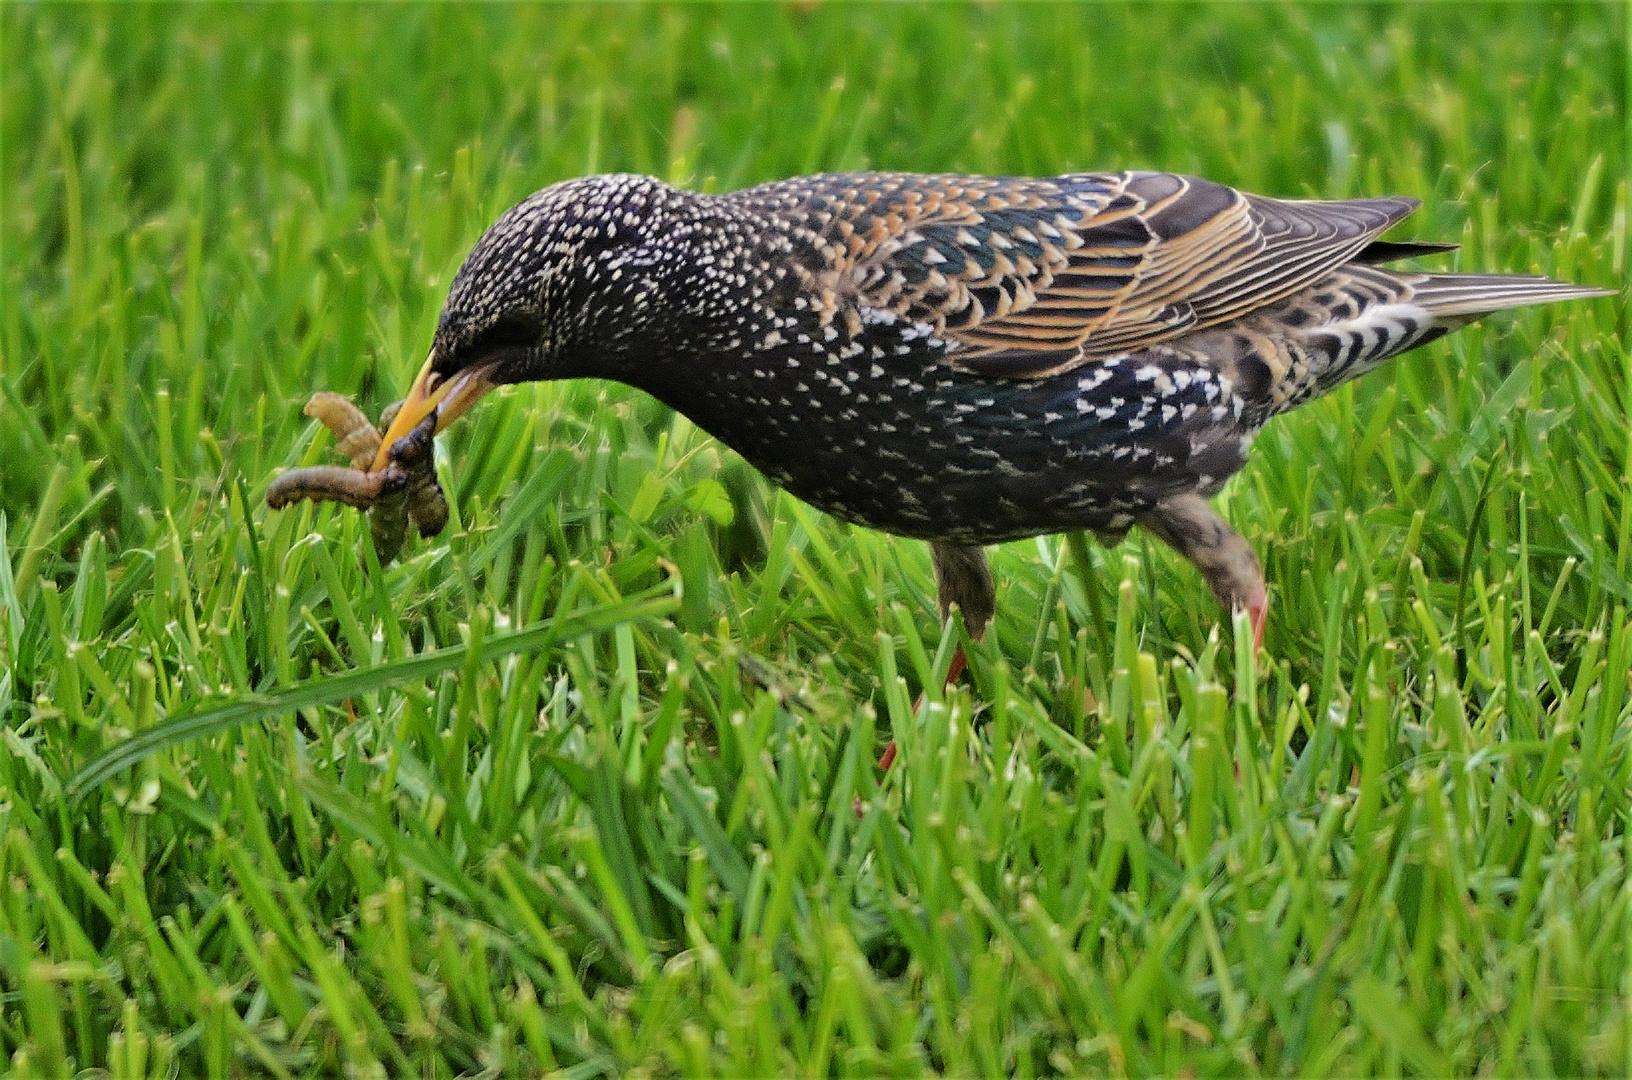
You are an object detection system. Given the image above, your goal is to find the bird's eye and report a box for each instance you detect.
[470,314,540,356]
[425,371,443,395]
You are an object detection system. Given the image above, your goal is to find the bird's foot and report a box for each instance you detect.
[866,543,992,798]
[1139,493,1267,660]
[1243,580,1268,657]
[879,642,969,777]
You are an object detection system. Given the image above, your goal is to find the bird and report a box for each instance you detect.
[373,170,1611,679]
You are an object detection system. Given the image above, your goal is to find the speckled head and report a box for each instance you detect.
[374,173,688,466]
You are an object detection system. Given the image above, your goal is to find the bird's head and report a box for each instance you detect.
[374,173,686,469]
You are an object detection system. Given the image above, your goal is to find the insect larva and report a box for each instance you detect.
[380,408,448,538]
[305,391,382,469]
[408,472,449,538]
[265,464,398,509]
[266,393,449,563]
[368,482,411,563]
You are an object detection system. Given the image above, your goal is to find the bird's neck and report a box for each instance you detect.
[557,192,788,403]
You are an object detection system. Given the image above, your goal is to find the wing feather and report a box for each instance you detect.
[781,171,1422,379]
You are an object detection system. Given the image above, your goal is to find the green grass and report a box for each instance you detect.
[2,2,1627,1075]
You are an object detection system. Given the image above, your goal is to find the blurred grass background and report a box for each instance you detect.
[1,2,1627,1076]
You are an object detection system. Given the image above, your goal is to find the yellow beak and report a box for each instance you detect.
[371,351,499,472]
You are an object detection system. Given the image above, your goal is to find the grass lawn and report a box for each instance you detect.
[2,2,1627,1075]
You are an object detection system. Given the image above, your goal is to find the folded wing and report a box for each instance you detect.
[840,171,1423,379]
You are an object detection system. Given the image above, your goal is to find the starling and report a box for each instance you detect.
[375,171,1611,666]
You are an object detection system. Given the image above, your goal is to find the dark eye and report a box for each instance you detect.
[469,313,539,356]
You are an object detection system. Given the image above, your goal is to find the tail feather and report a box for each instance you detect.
[1257,265,1612,416]
[1411,273,1615,318]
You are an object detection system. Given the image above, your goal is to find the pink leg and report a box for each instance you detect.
[877,544,994,774]
[877,642,970,774]
[1139,493,1267,658]
[1246,579,1268,655]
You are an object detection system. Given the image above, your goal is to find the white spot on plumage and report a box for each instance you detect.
[1078,368,1112,392]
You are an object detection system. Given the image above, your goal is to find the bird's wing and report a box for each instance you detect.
[814,171,1420,379]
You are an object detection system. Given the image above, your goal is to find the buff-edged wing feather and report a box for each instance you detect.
[949,175,1423,374]
[787,171,1428,379]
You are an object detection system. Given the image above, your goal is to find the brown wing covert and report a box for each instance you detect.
[800,171,1422,380]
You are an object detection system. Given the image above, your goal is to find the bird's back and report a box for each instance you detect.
[719,171,1427,371]
[611,171,1601,543]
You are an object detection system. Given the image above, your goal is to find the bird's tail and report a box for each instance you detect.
[1408,273,1615,323]
[1260,266,1613,417]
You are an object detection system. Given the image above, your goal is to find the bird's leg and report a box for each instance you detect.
[1137,493,1267,652]
[931,541,995,685]
[877,543,994,773]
